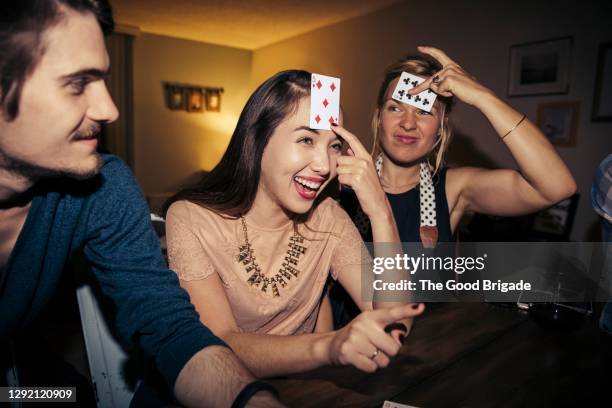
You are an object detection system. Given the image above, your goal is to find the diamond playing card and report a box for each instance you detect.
[310,73,340,130]
[391,71,437,113]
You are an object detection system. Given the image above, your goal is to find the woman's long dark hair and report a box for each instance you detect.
[164,70,311,217]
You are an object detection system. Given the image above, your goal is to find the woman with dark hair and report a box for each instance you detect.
[342,46,576,246]
[164,70,424,378]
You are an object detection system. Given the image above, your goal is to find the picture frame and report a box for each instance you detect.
[592,42,612,121]
[205,89,222,112]
[536,101,579,147]
[530,194,580,241]
[508,37,572,96]
[186,88,204,112]
[164,85,185,110]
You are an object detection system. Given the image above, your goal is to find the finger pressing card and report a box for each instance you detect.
[392,72,437,113]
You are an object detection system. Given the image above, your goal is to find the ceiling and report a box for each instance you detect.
[110,0,402,50]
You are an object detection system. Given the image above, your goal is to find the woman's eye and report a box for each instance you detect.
[299,136,314,145]
[387,105,401,112]
[417,109,432,116]
[330,143,342,152]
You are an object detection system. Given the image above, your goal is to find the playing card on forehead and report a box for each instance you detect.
[310,73,340,130]
[391,71,437,113]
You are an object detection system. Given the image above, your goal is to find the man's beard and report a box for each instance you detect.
[0,124,103,181]
[0,150,103,181]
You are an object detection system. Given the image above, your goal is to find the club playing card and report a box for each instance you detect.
[383,401,420,408]
[391,71,437,113]
[310,73,340,130]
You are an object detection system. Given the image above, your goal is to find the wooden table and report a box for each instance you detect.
[270,303,611,407]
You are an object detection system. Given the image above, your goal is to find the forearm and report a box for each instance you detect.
[478,93,576,202]
[369,205,401,243]
[370,208,409,309]
[174,345,281,407]
[221,330,333,378]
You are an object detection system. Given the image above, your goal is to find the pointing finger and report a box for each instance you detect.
[408,76,434,95]
[330,124,369,159]
[371,304,425,325]
[417,46,457,67]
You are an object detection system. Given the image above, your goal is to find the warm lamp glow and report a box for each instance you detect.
[197,111,240,171]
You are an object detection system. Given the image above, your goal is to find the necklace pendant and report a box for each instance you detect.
[238,221,307,298]
[290,235,305,244]
[284,256,298,266]
[289,242,307,254]
[280,269,292,280]
[281,262,299,277]
[247,272,259,285]
[237,245,252,263]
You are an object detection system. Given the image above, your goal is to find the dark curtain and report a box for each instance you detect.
[101,33,134,169]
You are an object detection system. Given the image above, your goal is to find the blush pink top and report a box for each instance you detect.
[166,197,369,335]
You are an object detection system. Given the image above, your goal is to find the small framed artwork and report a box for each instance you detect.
[165,85,185,110]
[508,37,572,96]
[592,42,612,121]
[536,101,579,147]
[530,194,580,241]
[205,89,222,112]
[186,88,204,112]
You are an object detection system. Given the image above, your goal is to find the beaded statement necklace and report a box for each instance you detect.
[353,154,439,248]
[236,216,307,297]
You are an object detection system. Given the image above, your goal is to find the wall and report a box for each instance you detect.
[250,0,612,241]
[132,33,252,194]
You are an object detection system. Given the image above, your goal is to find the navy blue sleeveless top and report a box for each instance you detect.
[340,167,455,243]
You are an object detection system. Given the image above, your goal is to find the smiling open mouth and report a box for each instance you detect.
[293,176,323,200]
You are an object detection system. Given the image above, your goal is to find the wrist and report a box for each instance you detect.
[231,381,279,408]
[369,211,394,224]
[312,332,334,366]
[366,199,395,224]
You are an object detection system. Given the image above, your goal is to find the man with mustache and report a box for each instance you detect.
[0,1,280,406]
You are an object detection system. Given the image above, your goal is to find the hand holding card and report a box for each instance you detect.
[391,72,438,113]
[406,46,494,108]
[310,73,340,130]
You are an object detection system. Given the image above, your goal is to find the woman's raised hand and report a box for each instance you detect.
[327,304,424,372]
[331,124,388,219]
[409,46,494,108]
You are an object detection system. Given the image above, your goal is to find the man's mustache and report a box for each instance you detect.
[72,123,102,141]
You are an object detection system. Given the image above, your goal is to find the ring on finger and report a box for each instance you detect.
[432,75,441,85]
[370,349,380,359]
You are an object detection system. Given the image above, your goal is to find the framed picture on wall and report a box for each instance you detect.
[592,42,612,121]
[536,101,579,147]
[508,37,572,96]
[530,194,579,241]
[186,88,204,112]
[164,84,185,110]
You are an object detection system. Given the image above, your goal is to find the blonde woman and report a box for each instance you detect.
[342,46,576,246]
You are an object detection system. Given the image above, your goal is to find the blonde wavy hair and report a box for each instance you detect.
[371,55,454,174]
